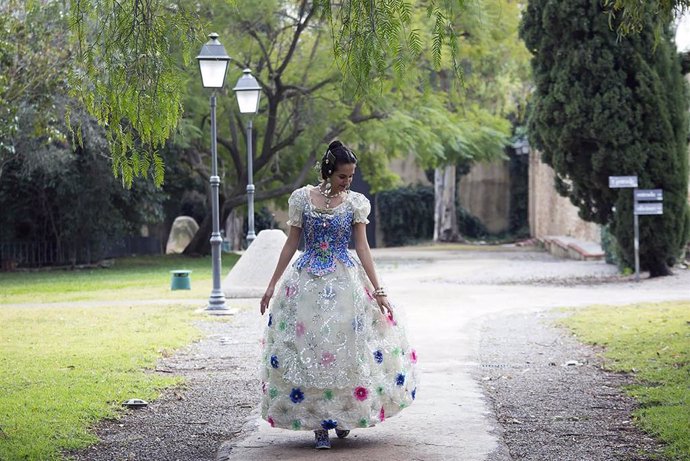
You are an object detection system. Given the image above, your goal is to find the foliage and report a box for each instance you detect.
[603,0,690,37]
[508,149,530,238]
[64,0,486,186]
[377,185,435,246]
[68,0,200,187]
[562,302,690,460]
[521,0,690,277]
[0,106,166,266]
[0,0,70,180]
[457,205,489,239]
[314,0,465,92]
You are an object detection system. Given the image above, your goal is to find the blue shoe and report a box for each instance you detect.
[335,429,350,439]
[314,429,331,449]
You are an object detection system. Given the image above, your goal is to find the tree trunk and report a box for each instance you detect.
[647,261,672,277]
[434,165,461,242]
[224,208,244,251]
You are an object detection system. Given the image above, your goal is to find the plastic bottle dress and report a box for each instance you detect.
[260,185,418,431]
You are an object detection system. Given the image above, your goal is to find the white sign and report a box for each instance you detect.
[635,203,663,215]
[609,176,638,188]
[634,189,663,201]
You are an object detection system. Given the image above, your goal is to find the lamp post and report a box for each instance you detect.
[197,33,230,313]
[232,68,262,247]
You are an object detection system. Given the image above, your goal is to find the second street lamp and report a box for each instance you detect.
[232,68,262,247]
[197,33,230,313]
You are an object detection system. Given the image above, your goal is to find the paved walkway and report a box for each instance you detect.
[217,248,690,460]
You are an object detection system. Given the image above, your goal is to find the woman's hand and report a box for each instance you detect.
[375,294,394,319]
[260,286,274,315]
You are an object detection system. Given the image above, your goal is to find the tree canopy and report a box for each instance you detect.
[521,0,690,276]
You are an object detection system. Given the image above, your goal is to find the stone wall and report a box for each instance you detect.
[458,160,512,234]
[528,150,601,243]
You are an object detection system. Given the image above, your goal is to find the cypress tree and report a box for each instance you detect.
[521,0,690,276]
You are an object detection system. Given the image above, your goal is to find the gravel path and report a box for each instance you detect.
[479,310,664,461]
[61,247,688,460]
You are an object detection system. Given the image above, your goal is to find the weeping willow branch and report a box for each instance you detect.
[68,0,200,187]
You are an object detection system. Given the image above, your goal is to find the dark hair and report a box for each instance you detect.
[320,140,357,179]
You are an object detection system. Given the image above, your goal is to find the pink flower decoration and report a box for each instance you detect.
[410,349,418,364]
[295,322,305,337]
[319,241,329,250]
[321,351,336,366]
[267,416,275,427]
[262,381,267,394]
[285,285,295,297]
[386,312,397,326]
[354,386,369,401]
[365,287,375,301]
[379,406,385,422]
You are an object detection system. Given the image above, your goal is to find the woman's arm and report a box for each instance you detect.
[260,225,302,315]
[353,222,393,317]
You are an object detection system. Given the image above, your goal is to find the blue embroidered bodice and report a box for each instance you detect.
[287,186,370,277]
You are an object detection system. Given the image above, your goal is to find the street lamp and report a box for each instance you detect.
[197,33,230,313]
[232,68,262,247]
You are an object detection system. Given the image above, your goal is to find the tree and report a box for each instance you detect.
[178,1,389,254]
[521,0,690,276]
[602,0,690,36]
[0,0,70,180]
[65,1,481,186]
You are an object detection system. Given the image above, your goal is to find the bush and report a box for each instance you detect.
[377,185,434,246]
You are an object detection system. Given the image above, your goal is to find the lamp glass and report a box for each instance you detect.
[236,90,261,114]
[199,60,229,88]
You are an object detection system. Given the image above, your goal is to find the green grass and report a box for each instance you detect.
[561,302,690,460]
[0,254,240,460]
[0,254,239,304]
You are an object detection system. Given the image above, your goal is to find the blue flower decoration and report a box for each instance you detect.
[268,313,273,327]
[270,355,279,369]
[321,419,338,430]
[411,388,416,400]
[290,388,305,404]
[373,350,383,364]
[395,373,405,386]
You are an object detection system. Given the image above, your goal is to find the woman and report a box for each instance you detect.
[259,140,417,449]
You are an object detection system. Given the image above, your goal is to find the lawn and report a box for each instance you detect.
[562,301,690,461]
[0,254,239,304]
[0,254,240,461]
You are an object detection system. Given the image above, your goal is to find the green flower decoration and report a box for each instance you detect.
[376,385,385,396]
[392,347,402,356]
[278,320,287,331]
[269,387,278,399]
[292,420,302,430]
[399,403,407,409]
[358,417,369,428]
[323,389,334,400]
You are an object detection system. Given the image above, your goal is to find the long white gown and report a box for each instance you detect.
[260,185,418,432]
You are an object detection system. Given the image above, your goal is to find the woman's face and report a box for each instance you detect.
[329,162,356,193]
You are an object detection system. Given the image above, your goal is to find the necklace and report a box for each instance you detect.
[318,183,345,209]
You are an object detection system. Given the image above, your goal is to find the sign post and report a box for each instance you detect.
[609,176,663,282]
[609,176,639,280]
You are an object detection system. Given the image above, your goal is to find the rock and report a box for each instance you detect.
[165,216,199,254]
[222,229,298,298]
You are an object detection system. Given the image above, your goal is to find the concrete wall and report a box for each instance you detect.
[458,160,512,234]
[528,149,601,243]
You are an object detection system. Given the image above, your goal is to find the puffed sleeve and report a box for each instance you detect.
[286,187,307,228]
[351,192,371,224]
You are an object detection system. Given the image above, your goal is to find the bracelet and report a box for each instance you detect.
[373,287,387,297]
